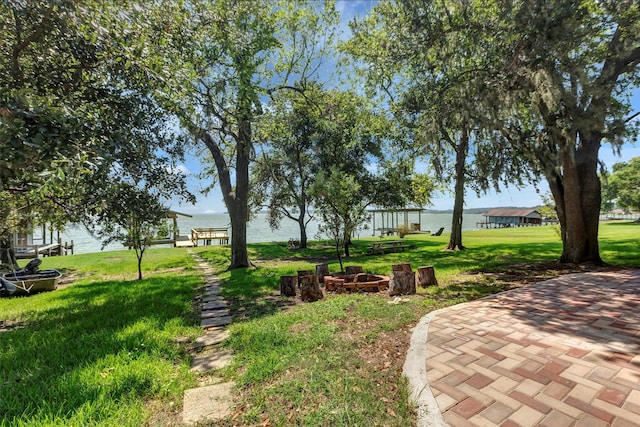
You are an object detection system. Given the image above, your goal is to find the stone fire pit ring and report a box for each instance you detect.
[324,273,390,293]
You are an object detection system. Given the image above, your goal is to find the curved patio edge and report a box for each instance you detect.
[402,269,640,427]
[403,308,449,427]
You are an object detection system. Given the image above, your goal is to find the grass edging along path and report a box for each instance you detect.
[1,222,637,426]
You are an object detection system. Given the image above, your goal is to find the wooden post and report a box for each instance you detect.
[345,266,363,275]
[389,271,416,296]
[392,263,412,272]
[316,264,330,284]
[300,275,323,302]
[417,266,438,287]
[280,275,298,296]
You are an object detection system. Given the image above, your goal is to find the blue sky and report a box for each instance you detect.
[170,0,640,214]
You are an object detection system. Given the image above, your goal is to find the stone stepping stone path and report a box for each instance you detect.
[182,382,235,425]
[181,251,235,425]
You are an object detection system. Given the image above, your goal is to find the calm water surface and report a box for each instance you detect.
[35,212,486,255]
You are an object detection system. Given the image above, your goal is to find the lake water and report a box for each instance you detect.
[35,212,486,255]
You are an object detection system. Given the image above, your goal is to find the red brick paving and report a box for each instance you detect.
[425,270,640,426]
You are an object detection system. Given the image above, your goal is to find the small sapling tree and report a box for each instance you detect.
[87,183,167,280]
[315,169,370,272]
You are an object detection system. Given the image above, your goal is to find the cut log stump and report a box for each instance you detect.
[316,263,330,284]
[392,263,412,272]
[300,275,323,302]
[389,271,416,296]
[417,266,438,287]
[297,270,313,288]
[345,266,364,275]
[280,275,298,297]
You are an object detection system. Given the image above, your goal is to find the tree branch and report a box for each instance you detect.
[624,111,640,124]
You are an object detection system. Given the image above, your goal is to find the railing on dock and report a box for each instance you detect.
[14,241,74,259]
[191,228,229,246]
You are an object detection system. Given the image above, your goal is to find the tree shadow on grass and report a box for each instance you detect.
[0,275,201,424]
[224,268,300,322]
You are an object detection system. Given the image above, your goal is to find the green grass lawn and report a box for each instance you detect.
[1,222,637,426]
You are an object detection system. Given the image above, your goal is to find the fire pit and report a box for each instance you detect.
[324,272,390,293]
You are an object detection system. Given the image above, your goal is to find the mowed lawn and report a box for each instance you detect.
[1,222,637,426]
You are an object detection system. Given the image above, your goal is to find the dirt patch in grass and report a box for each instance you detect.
[227,291,302,322]
[54,271,83,290]
[145,399,182,426]
[463,261,624,290]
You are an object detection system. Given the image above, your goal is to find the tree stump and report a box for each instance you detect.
[345,265,364,275]
[297,270,314,287]
[280,275,298,296]
[417,266,438,287]
[316,263,330,284]
[300,275,323,302]
[392,263,412,272]
[389,271,416,296]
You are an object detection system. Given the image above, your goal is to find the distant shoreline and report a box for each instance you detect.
[185,206,537,216]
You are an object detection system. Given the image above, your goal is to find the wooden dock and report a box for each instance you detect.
[191,228,229,246]
[122,227,229,249]
[14,242,74,259]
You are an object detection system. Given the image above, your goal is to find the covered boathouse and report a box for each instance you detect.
[479,209,543,228]
[369,207,426,236]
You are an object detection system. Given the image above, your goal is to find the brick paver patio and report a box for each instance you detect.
[424,270,640,426]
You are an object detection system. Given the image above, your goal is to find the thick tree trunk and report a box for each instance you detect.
[201,125,251,269]
[576,136,602,263]
[343,232,351,257]
[298,214,308,249]
[545,137,603,265]
[228,110,252,268]
[546,170,567,247]
[446,125,468,251]
[0,234,17,268]
[228,202,250,268]
[557,139,602,264]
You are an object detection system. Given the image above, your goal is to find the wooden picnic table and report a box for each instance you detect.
[368,240,411,255]
[376,227,396,237]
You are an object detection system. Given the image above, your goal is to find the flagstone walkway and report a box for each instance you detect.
[405,269,640,427]
[181,251,234,426]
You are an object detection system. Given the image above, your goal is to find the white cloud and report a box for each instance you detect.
[171,164,191,176]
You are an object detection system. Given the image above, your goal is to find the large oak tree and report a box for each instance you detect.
[502,1,639,263]
[346,1,531,251]
[349,0,640,263]
[130,0,338,269]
